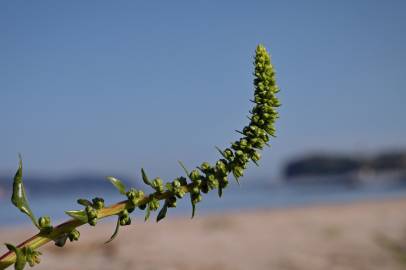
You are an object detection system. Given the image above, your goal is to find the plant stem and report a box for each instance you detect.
[0,185,191,269]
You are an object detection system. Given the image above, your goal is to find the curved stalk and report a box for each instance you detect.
[0,185,191,269]
[0,44,280,269]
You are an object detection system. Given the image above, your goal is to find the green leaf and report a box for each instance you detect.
[11,155,39,229]
[178,160,190,178]
[156,202,168,222]
[77,199,92,207]
[105,217,120,244]
[141,168,152,186]
[144,206,151,221]
[5,243,26,270]
[65,210,88,223]
[191,203,196,219]
[218,186,223,198]
[106,176,127,195]
[215,146,227,159]
[231,171,240,185]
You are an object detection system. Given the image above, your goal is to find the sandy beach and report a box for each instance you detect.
[1,198,406,270]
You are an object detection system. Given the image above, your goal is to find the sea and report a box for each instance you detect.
[1,178,406,227]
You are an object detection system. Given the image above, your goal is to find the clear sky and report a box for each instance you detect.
[1,0,405,181]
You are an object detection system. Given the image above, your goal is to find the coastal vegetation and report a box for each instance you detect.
[284,151,406,179]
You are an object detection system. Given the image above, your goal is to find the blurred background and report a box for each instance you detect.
[1,1,406,269]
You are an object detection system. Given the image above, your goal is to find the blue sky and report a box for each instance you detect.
[1,0,405,181]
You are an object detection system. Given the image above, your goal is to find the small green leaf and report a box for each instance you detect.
[144,206,151,221]
[5,243,17,253]
[5,243,26,270]
[11,155,39,229]
[106,176,127,195]
[215,146,227,159]
[77,199,92,207]
[156,202,168,222]
[191,203,196,219]
[218,186,223,198]
[65,210,88,223]
[178,160,190,177]
[105,217,120,244]
[231,171,240,185]
[141,168,152,186]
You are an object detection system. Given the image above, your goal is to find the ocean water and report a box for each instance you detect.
[1,180,406,227]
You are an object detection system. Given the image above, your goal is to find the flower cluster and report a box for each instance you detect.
[108,45,280,223]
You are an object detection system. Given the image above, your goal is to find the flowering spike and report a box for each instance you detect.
[1,45,280,269]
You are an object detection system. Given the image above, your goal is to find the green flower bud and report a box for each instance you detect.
[189,169,201,182]
[233,166,244,178]
[224,148,234,160]
[174,187,186,198]
[206,174,218,189]
[215,160,227,175]
[249,125,258,132]
[240,139,249,149]
[252,151,261,162]
[85,205,98,226]
[152,177,164,193]
[149,198,160,211]
[68,229,80,242]
[92,197,105,210]
[231,142,240,151]
[122,209,129,216]
[119,213,131,226]
[126,188,145,206]
[165,182,174,192]
[254,96,262,103]
[251,115,260,124]
[173,179,181,188]
[38,216,51,228]
[38,216,53,234]
[200,162,211,172]
[251,138,265,149]
[191,186,200,194]
[262,113,271,119]
[88,218,97,226]
[235,150,244,158]
[243,126,254,137]
[25,247,41,267]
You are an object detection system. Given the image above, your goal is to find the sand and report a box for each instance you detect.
[1,198,406,270]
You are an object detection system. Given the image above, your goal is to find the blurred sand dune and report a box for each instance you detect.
[1,198,406,270]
